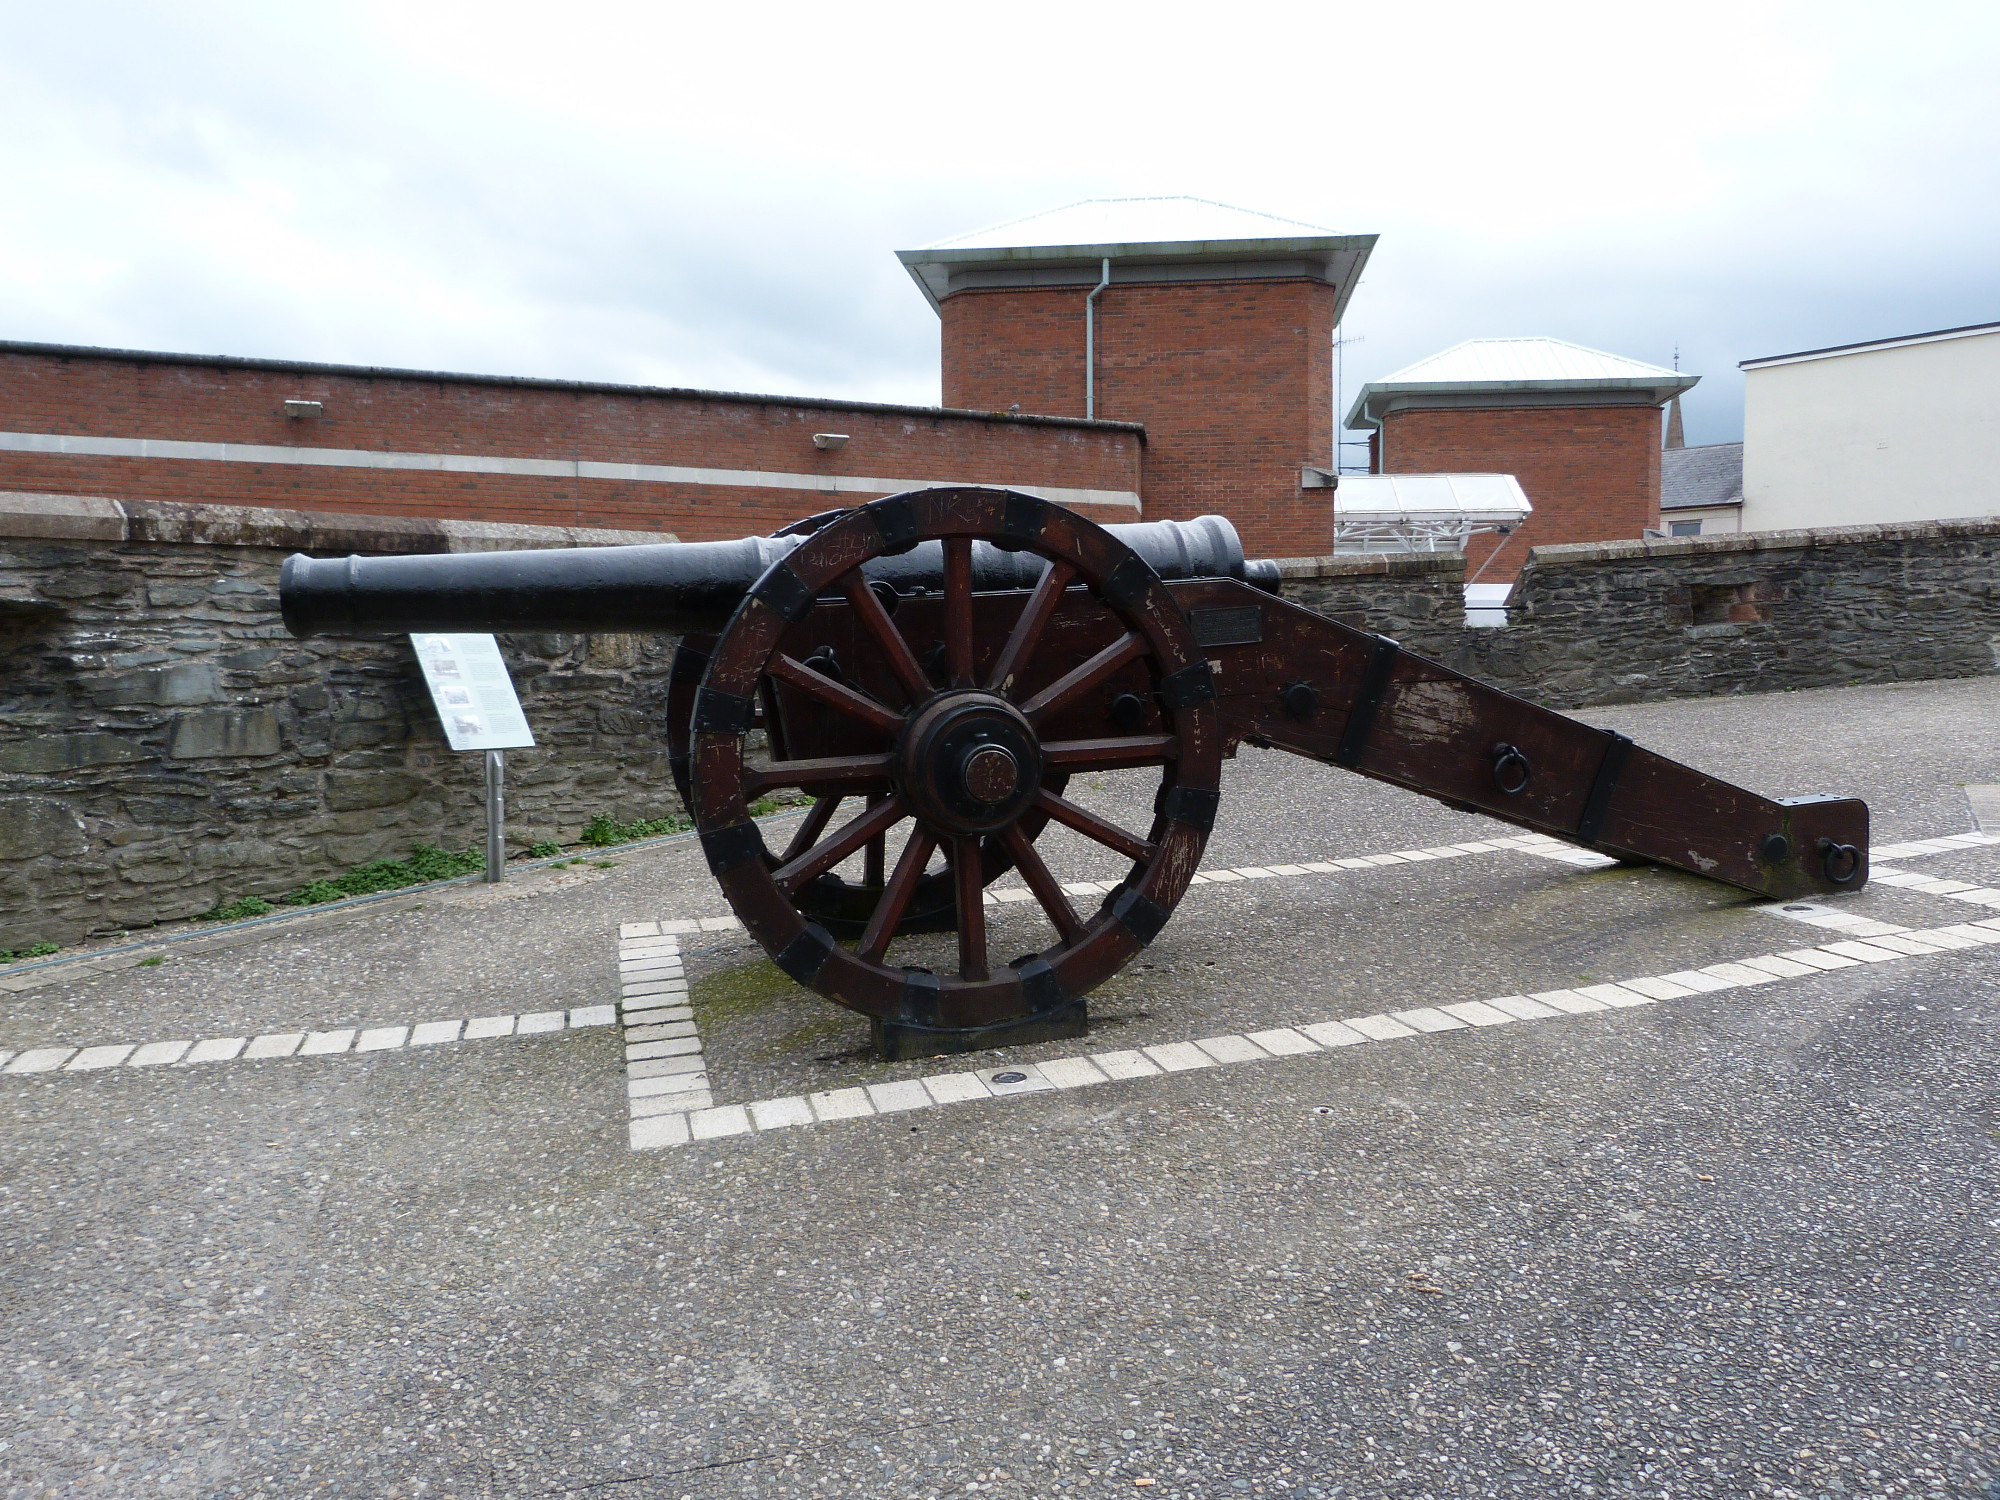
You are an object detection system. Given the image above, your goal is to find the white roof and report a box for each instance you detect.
[1741,319,2000,370]
[1334,473,1532,524]
[924,197,1332,252]
[1346,338,1697,428]
[1378,337,1680,386]
[896,197,1376,322]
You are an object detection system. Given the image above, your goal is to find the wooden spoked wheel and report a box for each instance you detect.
[688,487,1223,1035]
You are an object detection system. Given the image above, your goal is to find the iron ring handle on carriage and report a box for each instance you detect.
[1819,838,1862,885]
[1491,742,1532,795]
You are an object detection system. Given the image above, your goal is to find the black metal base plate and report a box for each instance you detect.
[871,1001,1089,1062]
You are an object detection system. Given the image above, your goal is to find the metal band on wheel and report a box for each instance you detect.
[687,487,1223,1034]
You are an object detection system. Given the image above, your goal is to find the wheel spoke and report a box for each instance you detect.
[1031,788,1158,863]
[780,796,843,863]
[1017,632,1147,727]
[766,653,904,735]
[999,823,1086,946]
[856,827,936,964]
[772,794,909,895]
[842,573,931,706]
[743,753,894,796]
[986,560,1076,699]
[953,835,988,981]
[944,537,975,688]
[1041,734,1179,769]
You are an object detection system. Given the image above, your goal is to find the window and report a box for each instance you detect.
[1670,520,1702,537]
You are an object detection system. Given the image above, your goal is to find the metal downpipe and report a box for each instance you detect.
[1085,257,1111,420]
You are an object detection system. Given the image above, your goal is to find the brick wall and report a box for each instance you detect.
[0,345,1144,544]
[940,280,1339,560]
[1377,404,1662,582]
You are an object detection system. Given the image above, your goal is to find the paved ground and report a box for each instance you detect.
[2,676,1996,1500]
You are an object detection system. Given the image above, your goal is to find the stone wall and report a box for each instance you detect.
[1273,516,2000,707]
[1,492,685,947]
[1269,551,1467,656]
[7,491,1998,948]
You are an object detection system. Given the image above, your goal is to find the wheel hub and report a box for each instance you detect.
[898,691,1042,836]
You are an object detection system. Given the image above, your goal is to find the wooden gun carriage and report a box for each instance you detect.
[282,488,1869,1058]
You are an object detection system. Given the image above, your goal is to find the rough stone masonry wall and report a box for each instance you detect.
[5,491,1997,948]
[0,492,687,947]
[1275,516,2000,707]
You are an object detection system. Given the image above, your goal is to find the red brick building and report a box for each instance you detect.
[900,197,1375,557]
[1344,338,1696,581]
[0,197,1376,560]
[0,344,1144,544]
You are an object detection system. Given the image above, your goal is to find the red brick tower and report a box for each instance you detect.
[898,199,1376,559]
[1345,339,1697,581]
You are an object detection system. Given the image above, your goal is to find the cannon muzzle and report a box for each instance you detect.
[280,504,1273,638]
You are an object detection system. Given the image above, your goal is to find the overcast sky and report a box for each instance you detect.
[3,1,1996,451]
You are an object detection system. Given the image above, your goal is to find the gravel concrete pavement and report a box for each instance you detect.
[1,676,1995,1499]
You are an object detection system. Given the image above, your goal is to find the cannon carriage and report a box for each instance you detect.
[282,487,1869,1058]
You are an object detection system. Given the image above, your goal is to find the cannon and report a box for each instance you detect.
[283,487,1870,1058]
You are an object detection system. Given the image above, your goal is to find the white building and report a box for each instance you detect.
[1740,320,2000,532]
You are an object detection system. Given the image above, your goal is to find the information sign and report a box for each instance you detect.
[409,634,536,752]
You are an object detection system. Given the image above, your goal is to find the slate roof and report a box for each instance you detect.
[1662,441,1744,511]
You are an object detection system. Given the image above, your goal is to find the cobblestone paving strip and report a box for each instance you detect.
[614,829,2000,1153]
[0,1005,617,1077]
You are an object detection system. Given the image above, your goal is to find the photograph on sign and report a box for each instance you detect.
[409,634,536,752]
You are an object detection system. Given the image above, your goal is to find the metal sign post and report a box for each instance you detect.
[409,634,536,886]
[483,750,506,883]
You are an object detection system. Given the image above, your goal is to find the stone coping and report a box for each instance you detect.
[1526,514,2000,569]
[1270,552,1466,580]
[0,490,675,554]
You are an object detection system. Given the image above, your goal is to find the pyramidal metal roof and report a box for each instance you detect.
[1347,338,1698,429]
[897,197,1376,323]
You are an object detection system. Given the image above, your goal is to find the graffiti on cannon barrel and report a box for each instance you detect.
[281,487,1870,1060]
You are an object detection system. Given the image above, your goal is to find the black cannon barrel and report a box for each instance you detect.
[280,506,1277,638]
